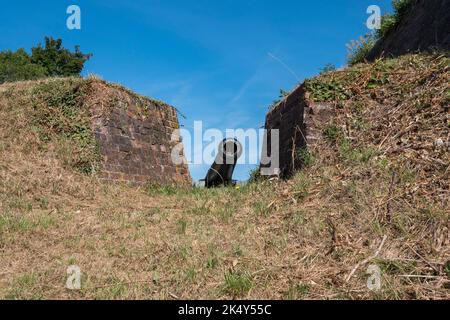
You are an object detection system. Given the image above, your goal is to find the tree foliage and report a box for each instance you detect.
[0,49,47,83]
[0,37,91,84]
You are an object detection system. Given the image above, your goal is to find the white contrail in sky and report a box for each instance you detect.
[267,52,300,81]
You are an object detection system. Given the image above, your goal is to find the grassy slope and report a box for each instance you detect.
[0,54,449,300]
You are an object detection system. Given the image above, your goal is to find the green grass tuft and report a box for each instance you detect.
[222,271,253,297]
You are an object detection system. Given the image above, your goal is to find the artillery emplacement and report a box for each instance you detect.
[202,138,243,188]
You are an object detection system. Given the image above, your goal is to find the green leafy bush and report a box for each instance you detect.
[0,37,91,84]
[304,78,350,102]
[31,37,92,77]
[0,49,47,83]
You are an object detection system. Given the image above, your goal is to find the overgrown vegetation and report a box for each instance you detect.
[0,36,91,84]
[347,0,414,65]
[347,34,378,66]
[0,75,176,176]
[0,49,47,84]
[31,79,100,173]
[0,54,448,300]
[304,77,350,102]
[0,78,100,174]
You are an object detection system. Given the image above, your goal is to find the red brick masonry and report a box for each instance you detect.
[263,84,335,178]
[89,82,191,185]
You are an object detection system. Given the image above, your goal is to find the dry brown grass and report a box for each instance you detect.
[0,54,449,300]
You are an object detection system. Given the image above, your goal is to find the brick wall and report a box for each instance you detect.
[262,84,335,178]
[88,81,191,185]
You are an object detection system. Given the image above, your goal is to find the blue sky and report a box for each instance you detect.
[0,0,394,181]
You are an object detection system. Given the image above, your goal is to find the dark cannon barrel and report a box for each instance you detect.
[204,138,243,188]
